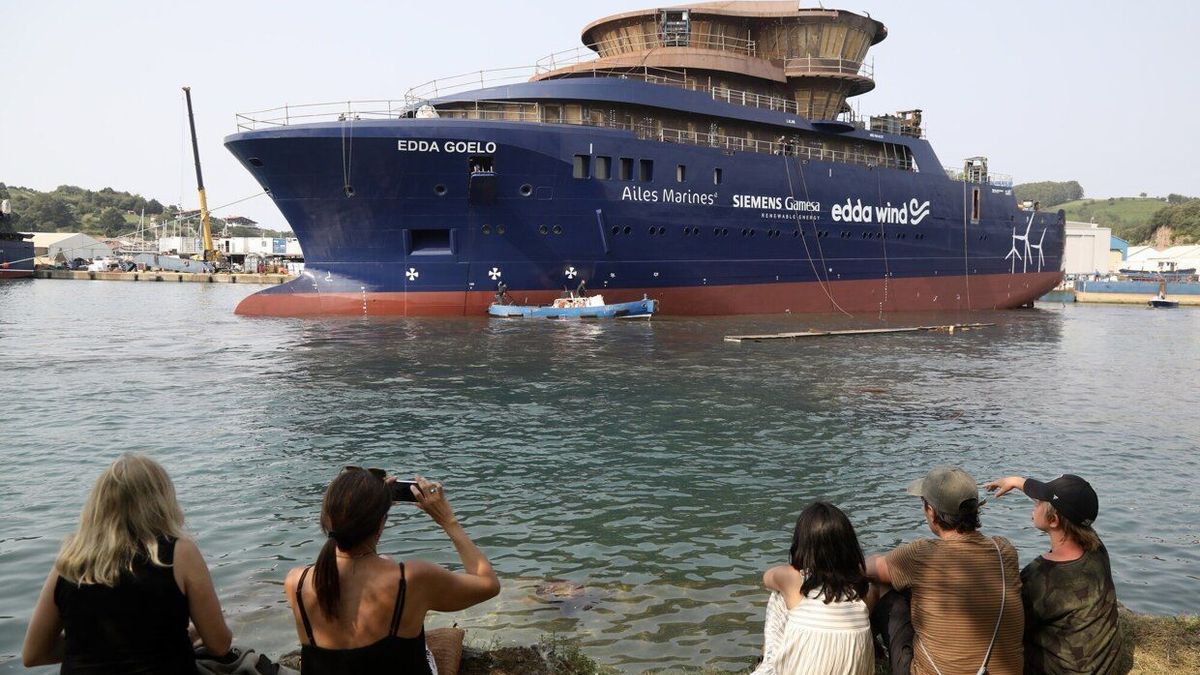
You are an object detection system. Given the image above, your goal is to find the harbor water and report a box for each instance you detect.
[1,280,1197,672]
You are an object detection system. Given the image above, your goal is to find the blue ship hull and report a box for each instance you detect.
[0,233,34,279]
[225,83,1064,316]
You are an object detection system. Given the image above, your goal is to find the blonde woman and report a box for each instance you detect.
[23,453,231,672]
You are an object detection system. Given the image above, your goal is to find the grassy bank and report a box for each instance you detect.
[1051,197,1165,243]
[450,611,1198,674]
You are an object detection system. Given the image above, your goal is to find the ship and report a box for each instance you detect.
[224,1,1065,317]
[0,199,34,279]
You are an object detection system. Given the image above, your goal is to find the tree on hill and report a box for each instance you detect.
[97,207,128,237]
[23,193,78,231]
[1013,181,1084,207]
[1149,200,1200,244]
[1167,193,1196,205]
[145,198,164,215]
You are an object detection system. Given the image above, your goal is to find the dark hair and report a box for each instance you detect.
[927,498,982,533]
[313,469,392,618]
[789,501,868,604]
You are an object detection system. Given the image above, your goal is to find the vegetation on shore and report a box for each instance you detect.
[445,611,1198,674]
[1012,180,1198,245]
[0,183,286,238]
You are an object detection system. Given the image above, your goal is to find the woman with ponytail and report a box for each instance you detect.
[22,453,232,672]
[284,469,499,674]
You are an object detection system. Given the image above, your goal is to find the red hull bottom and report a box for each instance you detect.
[0,270,34,279]
[235,272,1064,317]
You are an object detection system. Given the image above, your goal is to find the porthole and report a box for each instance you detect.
[749,229,756,237]
[684,227,692,235]
[552,225,563,235]
[722,228,729,236]
[741,228,749,236]
[434,184,447,196]
[497,224,506,235]
[611,225,620,235]
[713,227,720,236]
[647,226,656,236]
[623,226,632,235]
[519,184,533,196]
[482,224,492,235]
[248,157,264,167]
[539,225,549,235]
[792,230,800,238]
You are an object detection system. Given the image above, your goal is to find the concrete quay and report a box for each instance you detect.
[1075,291,1200,305]
[34,269,292,285]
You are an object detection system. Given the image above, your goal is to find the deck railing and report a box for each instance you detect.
[783,56,874,80]
[236,66,864,132]
[535,32,758,74]
[235,100,409,131]
[433,102,910,171]
[943,166,1013,187]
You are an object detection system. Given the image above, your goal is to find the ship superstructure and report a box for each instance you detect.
[225,2,1064,316]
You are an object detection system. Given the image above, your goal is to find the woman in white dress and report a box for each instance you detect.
[752,501,875,675]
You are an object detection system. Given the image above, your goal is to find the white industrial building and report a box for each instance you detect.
[30,232,113,262]
[1122,244,1200,273]
[1062,222,1117,275]
[158,236,303,259]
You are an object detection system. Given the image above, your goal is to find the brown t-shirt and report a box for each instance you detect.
[886,532,1024,675]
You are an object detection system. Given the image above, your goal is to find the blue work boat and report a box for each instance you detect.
[489,293,657,319]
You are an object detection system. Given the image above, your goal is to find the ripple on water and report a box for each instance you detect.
[1,285,1198,670]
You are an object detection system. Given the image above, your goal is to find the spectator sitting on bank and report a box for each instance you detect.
[23,453,233,671]
[984,474,1127,674]
[752,501,875,675]
[284,468,500,674]
[866,466,1024,675]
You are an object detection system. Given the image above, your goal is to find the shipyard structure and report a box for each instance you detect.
[225,1,1065,316]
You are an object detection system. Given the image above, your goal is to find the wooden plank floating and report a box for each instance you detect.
[724,323,996,343]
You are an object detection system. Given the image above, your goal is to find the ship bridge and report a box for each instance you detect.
[535,1,885,122]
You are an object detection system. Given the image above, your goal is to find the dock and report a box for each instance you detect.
[33,270,292,285]
[724,323,996,343]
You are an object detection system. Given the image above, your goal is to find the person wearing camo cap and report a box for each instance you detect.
[984,473,1129,675]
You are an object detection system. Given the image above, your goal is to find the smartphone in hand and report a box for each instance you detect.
[390,480,420,502]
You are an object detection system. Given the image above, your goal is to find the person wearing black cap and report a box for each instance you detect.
[984,474,1128,674]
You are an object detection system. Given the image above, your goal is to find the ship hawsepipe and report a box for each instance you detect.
[225,3,1063,317]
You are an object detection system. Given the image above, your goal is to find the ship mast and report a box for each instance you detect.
[182,86,217,264]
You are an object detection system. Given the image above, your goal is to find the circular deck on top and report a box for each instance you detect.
[549,1,887,120]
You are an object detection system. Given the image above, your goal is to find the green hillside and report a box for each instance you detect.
[0,183,286,238]
[1050,197,1166,243]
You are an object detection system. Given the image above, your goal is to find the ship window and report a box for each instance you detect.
[676,164,686,182]
[713,168,723,185]
[638,159,654,182]
[971,188,981,223]
[596,156,612,180]
[619,157,633,181]
[573,155,590,179]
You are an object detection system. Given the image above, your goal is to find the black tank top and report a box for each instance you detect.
[296,562,432,675]
[54,536,196,675]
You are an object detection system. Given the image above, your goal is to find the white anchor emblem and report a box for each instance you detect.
[564,266,577,279]
[488,267,502,280]
[405,268,419,281]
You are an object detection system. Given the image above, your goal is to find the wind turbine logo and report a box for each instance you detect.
[1028,229,1046,272]
[1006,214,1034,273]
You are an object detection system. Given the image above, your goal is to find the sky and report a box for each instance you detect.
[2,0,1198,231]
